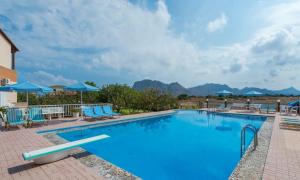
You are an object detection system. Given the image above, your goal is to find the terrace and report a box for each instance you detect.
[0,99,299,179]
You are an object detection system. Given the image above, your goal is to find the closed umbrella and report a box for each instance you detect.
[64,82,99,119]
[0,81,53,104]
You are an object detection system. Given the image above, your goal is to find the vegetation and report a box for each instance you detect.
[17,82,178,115]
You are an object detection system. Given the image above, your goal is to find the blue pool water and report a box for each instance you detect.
[58,110,266,180]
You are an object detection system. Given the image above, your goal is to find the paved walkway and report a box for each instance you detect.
[263,115,300,180]
[0,110,174,180]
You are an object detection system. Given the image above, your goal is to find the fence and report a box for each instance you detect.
[1,103,112,121]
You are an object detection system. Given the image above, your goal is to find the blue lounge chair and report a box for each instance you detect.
[94,106,110,117]
[28,107,47,126]
[5,108,27,129]
[82,106,101,119]
[102,105,120,116]
[23,134,109,164]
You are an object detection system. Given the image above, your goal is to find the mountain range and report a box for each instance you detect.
[132,79,300,96]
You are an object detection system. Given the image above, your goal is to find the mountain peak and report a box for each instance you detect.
[132,79,300,96]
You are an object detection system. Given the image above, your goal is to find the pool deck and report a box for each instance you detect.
[0,110,174,180]
[1,110,300,179]
[262,115,300,180]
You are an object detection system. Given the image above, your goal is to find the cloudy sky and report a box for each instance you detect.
[1,0,300,89]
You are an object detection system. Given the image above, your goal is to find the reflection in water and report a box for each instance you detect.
[137,116,171,131]
[215,126,232,131]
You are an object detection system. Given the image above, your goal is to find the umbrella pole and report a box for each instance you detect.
[26,92,29,106]
[81,91,83,120]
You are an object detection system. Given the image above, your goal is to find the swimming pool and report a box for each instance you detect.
[58,110,266,180]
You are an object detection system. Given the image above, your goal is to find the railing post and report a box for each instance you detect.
[206,99,209,109]
[277,99,280,112]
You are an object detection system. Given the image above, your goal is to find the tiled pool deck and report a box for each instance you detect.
[0,111,173,180]
[0,110,300,180]
[262,115,300,180]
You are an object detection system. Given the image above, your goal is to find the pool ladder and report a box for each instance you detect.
[240,124,258,157]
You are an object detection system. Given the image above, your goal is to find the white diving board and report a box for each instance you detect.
[23,134,109,164]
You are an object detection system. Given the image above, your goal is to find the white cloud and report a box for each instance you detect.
[0,0,205,86]
[206,13,228,32]
[24,71,77,85]
[1,0,300,89]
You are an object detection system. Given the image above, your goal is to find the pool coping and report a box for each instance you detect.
[43,133,140,180]
[229,116,274,179]
[40,110,272,179]
[38,111,176,134]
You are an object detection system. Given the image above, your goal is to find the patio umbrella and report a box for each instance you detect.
[244,90,263,107]
[216,90,233,96]
[245,90,263,96]
[288,100,300,107]
[64,82,99,119]
[0,81,53,104]
[64,82,99,104]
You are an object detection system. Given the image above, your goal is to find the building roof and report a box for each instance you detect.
[0,28,19,52]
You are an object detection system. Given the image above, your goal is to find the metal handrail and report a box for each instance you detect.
[240,124,258,157]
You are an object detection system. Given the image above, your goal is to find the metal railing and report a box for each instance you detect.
[0,103,112,123]
[240,124,258,157]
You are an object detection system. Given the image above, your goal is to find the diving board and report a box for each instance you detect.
[23,134,109,164]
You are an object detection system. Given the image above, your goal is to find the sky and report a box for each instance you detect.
[0,0,300,90]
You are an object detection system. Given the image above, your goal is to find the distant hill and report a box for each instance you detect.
[188,83,240,96]
[132,79,300,96]
[273,87,300,95]
[133,80,187,96]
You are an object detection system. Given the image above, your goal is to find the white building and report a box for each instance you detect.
[0,28,19,106]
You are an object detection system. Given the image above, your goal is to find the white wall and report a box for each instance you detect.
[0,34,12,69]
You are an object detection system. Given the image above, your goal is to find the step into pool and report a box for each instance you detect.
[58,110,266,180]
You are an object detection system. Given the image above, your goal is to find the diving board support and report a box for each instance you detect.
[23,134,109,164]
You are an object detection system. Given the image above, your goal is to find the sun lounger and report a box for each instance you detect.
[5,108,27,129]
[23,134,109,164]
[28,107,47,126]
[280,105,298,116]
[94,106,111,117]
[102,105,120,116]
[280,118,300,130]
[289,106,298,116]
[280,105,289,115]
[82,106,102,119]
[250,104,261,111]
[216,104,231,112]
[231,103,246,110]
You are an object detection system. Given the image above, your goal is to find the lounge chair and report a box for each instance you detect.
[82,106,101,119]
[280,118,300,130]
[280,105,298,116]
[5,108,27,129]
[23,134,109,164]
[249,104,262,112]
[231,103,247,110]
[102,105,120,116]
[280,105,289,115]
[94,106,110,117]
[216,104,231,112]
[28,107,47,126]
[289,106,298,116]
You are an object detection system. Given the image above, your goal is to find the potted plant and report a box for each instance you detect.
[70,108,80,118]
